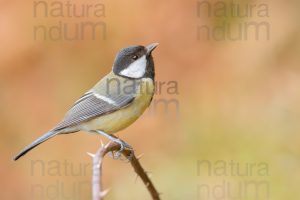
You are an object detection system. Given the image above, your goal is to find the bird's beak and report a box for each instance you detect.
[146,43,159,56]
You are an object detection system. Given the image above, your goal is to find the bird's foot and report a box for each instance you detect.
[93,130,134,160]
[109,138,134,160]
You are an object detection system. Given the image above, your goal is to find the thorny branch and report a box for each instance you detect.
[88,142,161,200]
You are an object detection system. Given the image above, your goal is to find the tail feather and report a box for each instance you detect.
[14,131,58,161]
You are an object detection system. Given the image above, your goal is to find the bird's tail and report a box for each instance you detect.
[13,131,59,161]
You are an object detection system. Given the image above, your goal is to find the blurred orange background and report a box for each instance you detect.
[1,0,300,199]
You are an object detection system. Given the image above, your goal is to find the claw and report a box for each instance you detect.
[119,142,125,152]
[126,150,134,161]
[108,151,121,160]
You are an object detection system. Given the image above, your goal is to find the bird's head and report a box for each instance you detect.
[112,43,158,79]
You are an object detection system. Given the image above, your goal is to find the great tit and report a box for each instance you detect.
[14,43,158,160]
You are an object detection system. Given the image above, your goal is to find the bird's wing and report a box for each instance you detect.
[53,77,140,131]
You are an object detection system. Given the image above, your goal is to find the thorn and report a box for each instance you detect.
[137,153,144,160]
[147,171,153,177]
[100,140,104,147]
[134,173,139,183]
[145,170,152,176]
[104,142,112,148]
[87,152,95,158]
[99,188,110,197]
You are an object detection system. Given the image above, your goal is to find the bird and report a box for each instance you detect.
[14,43,158,161]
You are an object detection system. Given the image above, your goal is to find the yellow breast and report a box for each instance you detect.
[81,78,154,134]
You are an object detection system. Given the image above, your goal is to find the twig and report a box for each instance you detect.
[89,142,161,200]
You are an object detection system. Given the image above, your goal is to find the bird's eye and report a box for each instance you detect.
[132,55,138,60]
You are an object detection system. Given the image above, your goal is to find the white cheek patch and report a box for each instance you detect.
[120,55,147,78]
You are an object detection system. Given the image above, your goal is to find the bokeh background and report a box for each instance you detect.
[1,0,300,199]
